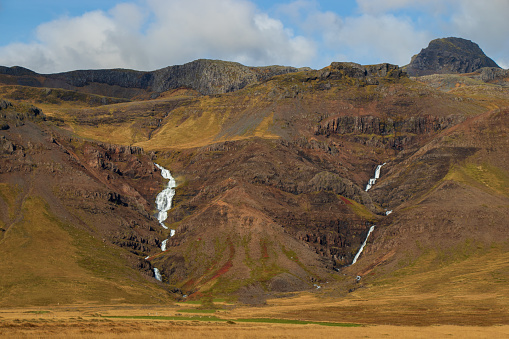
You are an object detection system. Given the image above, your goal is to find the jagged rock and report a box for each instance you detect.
[0,136,15,154]
[315,114,463,149]
[479,67,509,82]
[405,37,500,76]
[0,100,13,110]
[321,62,404,85]
[307,171,374,210]
[317,115,461,136]
[34,59,303,96]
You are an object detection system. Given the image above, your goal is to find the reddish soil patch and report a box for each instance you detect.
[261,240,269,259]
[210,261,233,280]
[181,279,196,290]
[340,196,353,204]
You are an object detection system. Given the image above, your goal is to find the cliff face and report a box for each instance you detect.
[150,59,302,94]
[0,59,302,98]
[321,62,404,84]
[405,37,500,76]
[315,114,463,149]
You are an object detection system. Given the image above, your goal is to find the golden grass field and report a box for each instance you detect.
[1,296,508,339]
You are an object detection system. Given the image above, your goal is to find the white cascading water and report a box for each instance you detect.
[365,162,386,191]
[153,268,162,281]
[154,163,176,235]
[151,164,177,282]
[350,225,375,265]
[161,239,168,251]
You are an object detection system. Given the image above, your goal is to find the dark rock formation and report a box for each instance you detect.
[316,115,461,136]
[0,66,37,76]
[1,59,303,97]
[476,67,509,86]
[321,62,405,84]
[405,37,500,76]
[148,59,304,95]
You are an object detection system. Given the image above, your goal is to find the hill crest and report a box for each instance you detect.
[405,37,500,76]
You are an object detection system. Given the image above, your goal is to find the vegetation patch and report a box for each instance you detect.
[0,183,21,220]
[445,162,509,197]
[102,315,361,327]
[179,309,217,313]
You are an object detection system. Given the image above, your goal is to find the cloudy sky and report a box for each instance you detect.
[0,0,508,73]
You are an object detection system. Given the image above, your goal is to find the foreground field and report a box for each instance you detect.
[1,319,507,339]
[1,289,508,338]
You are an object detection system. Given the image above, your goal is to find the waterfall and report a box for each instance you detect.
[151,163,177,282]
[351,225,375,265]
[154,163,177,235]
[153,268,162,281]
[365,162,386,191]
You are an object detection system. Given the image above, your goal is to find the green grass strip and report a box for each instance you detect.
[179,309,217,313]
[103,315,361,327]
[178,300,202,305]
[235,318,361,327]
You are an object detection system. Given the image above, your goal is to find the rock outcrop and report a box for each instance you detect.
[1,59,304,97]
[405,37,500,76]
[316,115,461,136]
[321,62,405,84]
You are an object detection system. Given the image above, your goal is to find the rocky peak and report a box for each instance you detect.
[405,37,500,76]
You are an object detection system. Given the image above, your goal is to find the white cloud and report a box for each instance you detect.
[0,0,315,73]
[275,0,431,67]
[448,0,509,68]
[354,0,509,69]
[1,0,508,72]
[330,14,431,66]
[356,0,451,16]
[143,0,315,68]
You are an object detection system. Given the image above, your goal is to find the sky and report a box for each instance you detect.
[0,0,508,73]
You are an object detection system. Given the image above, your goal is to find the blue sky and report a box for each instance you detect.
[1,0,508,73]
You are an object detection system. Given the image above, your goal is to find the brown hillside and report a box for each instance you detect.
[1,58,508,307]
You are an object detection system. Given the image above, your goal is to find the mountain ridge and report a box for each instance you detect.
[405,37,500,76]
[0,59,307,99]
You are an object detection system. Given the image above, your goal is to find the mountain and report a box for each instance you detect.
[405,37,500,76]
[0,59,304,100]
[1,40,509,308]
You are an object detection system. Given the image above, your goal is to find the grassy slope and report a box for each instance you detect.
[0,184,168,306]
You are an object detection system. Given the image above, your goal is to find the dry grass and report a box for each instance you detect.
[445,162,509,198]
[0,195,169,306]
[1,230,508,335]
[0,308,507,338]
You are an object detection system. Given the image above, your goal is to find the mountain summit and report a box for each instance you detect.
[405,37,500,76]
